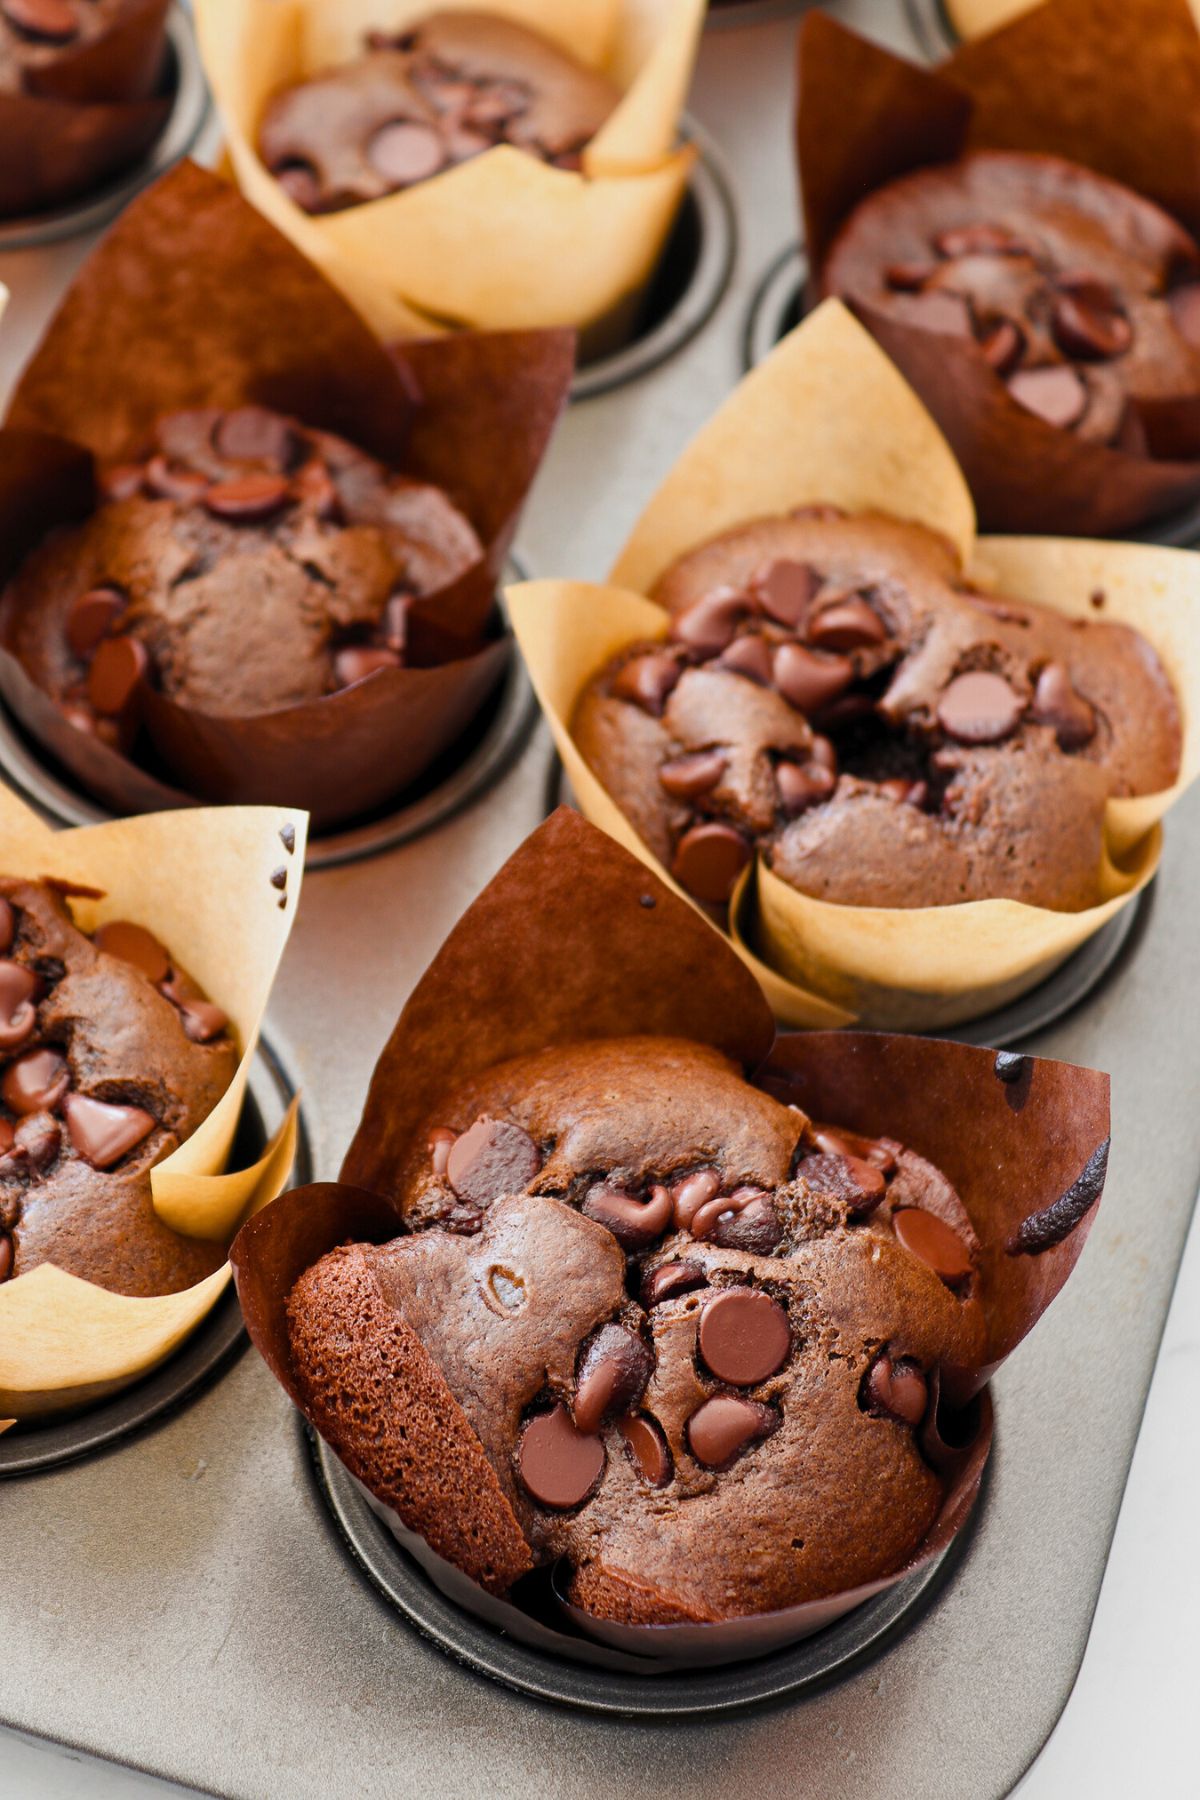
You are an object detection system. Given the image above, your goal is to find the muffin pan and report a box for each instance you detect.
[0,3,211,253]
[901,0,960,57]
[2,4,1199,1797]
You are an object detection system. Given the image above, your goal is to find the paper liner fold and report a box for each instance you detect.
[0,782,306,1419]
[0,163,572,830]
[799,2,1200,534]
[231,811,1108,1665]
[194,0,702,339]
[509,301,1199,1028]
[0,0,170,219]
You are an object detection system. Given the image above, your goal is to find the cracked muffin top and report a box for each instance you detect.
[0,877,237,1297]
[257,11,621,216]
[2,402,483,750]
[286,1035,987,1623]
[571,508,1180,913]
[822,151,1200,447]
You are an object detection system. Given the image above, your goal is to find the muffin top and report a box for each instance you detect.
[822,150,1200,444]
[287,1036,987,1621]
[2,403,483,748]
[0,0,133,95]
[258,11,621,215]
[571,509,1180,912]
[0,878,237,1296]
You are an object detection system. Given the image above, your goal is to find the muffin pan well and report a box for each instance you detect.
[1,4,1198,1797]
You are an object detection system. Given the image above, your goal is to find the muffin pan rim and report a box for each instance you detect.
[900,0,960,59]
[0,4,212,254]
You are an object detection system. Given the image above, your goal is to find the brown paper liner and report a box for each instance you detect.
[508,301,1200,1028]
[0,0,170,219]
[0,162,572,830]
[231,810,1107,1664]
[798,2,1200,534]
[0,783,306,1419]
[193,0,702,340]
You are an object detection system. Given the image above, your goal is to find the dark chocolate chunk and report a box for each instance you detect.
[709,1193,783,1254]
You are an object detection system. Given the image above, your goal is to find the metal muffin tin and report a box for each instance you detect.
[0,3,211,253]
[2,4,1199,1796]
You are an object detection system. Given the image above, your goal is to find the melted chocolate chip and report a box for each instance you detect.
[698,1289,790,1386]
[719,633,774,685]
[1007,1137,1109,1255]
[1051,282,1132,361]
[446,1118,541,1208]
[686,1395,777,1469]
[811,1124,900,1174]
[978,318,1024,375]
[772,642,855,714]
[1030,661,1096,750]
[798,1151,886,1218]
[1007,364,1088,430]
[658,750,727,800]
[709,1193,783,1254]
[670,1169,720,1231]
[862,1351,928,1426]
[755,560,818,627]
[994,1050,1028,1083]
[806,596,886,652]
[573,1324,653,1434]
[14,1111,60,1171]
[936,670,1024,745]
[2,1048,68,1116]
[87,635,147,719]
[581,1183,672,1251]
[64,1093,155,1170]
[775,759,835,816]
[671,821,751,904]
[215,408,299,468]
[370,120,447,186]
[670,590,748,657]
[2,0,77,43]
[0,898,13,955]
[428,1127,457,1177]
[619,1413,672,1486]
[611,652,681,715]
[67,588,126,660]
[93,920,170,985]
[642,1259,707,1306]
[517,1403,604,1509]
[893,1208,973,1287]
[0,960,37,1051]
[204,473,291,523]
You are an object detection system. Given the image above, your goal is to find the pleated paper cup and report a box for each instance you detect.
[194,0,703,346]
[508,301,1200,1028]
[0,784,306,1420]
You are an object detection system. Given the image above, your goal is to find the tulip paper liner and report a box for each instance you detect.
[0,781,306,1420]
[0,161,573,831]
[194,0,703,343]
[0,0,171,220]
[797,0,1200,536]
[231,807,1107,1667]
[508,301,1200,1029]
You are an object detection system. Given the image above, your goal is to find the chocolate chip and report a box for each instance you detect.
[671,821,751,904]
[699,1289,790,1386]
[334,646,402,687]
[2,1048,68,1116]
[775,759,835,816]
[2,0,77,42]
[280,823,296,854]
[669,1169,720,1230]
[0,961,37,1051]
[718,633,774,684]
[370,120,447,186]
[1051,281,1132,361]
[581,1183,672,1251]
[14,1111,60,1171]
[204,473,291,523]
[428,1127,457,1176]
[611,651,681,715]
[176,997,229,1044]
[811,1124,899,1174]
[0,899,13,955]
[215,407,298,469]
[1030,661,1095,750]
[93,920,169,985]
[709,1193,783,1254]
[669,590,748,657]
[658,750,726,800]
[383,594,410,654]
[755,560,818,627]
[885,262,936,292]
[619,1414,672,1486]
[862,1352,927,1426]
[64,1093,155,1169]
[446,1118,541,1208]
[573,1324,653,1434]
[993,1051,1027,1084]
[979,318,1024,375]
[275,162,322,211]
[934,224,1029,257]
[642,1259,707,1306]
[772,642,855,713]
[87,635,147,718]
[1169,283,1200,348]
[1007,365,1087,430]
[901,291,974,336]
[145,456,210,503]
[67,588,126,660]
[100,464,144,503]
[893,1208,973,1287]
[798,1151,886,1218]
[936,670,1024,744]
[806,597,885,652]
[517,1404,604,1509]
[686,1395,776,1469]
[0,1233,10,1280]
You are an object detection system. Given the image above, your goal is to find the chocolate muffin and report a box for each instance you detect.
[1,0,149,95]
[571,510,1180,912]
[257,11,621,214]
[0,878,236,1295]
[2,403,483,751]
[822,151,1200,447]
[286,1036,986,1621]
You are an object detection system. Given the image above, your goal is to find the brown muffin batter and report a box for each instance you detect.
[572,509,1180,912]
[0,878,237,1295]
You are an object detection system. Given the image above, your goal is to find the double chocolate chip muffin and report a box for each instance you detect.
[0,877,236,1295]
[823,151,1200,446]
[287,1036,984,1621]
[258,11,621,215]
[2,403,482,750]
[572,509,1180,912]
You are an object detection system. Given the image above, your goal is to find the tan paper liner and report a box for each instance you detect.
[230,808,1107,1666]
[193,0,702,343]
[0,782,307,1419]
[0,0,171,219]
[0,161,573,831]
[798,0,1200,536]
[508,300,1200,1028]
